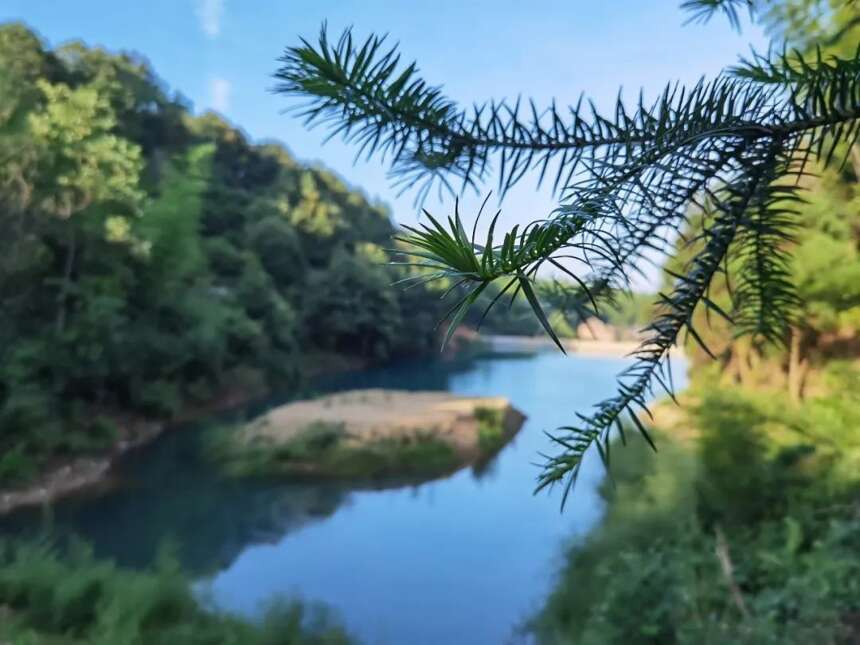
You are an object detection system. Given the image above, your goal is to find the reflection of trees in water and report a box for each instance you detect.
[154,480,350,576]
[1,426,491,578]
[1,427,351,577]
[0,355,526,576]
[470,442,507,481]
[308,355,474,396]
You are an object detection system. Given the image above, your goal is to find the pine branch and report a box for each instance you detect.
[276,25,860,505]
[536,138,787,504]
[680,0,756,31]
[276,27,860,203]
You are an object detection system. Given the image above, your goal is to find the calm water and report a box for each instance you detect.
[3,349,686,644]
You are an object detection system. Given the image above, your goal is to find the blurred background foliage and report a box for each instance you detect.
[0,0,858,641]
[529,2,860,642]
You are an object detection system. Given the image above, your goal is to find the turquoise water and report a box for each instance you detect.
[3,349,685,644]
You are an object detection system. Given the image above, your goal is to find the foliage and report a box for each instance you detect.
[601,291,656,331]
[0,23,447,487]
[530,378,860,644]
[474,406,507,451]
[685,0,860,58]
[274,2,860,499]
[211,421,459,481]
[525,8,860,637]
[0,540,355,644]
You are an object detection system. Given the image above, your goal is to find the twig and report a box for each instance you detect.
[714,524,750,619]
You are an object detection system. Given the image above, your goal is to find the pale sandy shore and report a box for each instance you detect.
[483,334,685,358]
[0,422,162,514]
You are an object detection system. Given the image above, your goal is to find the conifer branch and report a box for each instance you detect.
[276,24,860,506]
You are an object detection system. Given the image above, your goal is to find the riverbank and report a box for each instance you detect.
[0,334,640,513]
[529,374,860,644]
[0,346,640,645]
[0,383,262,515]
[0,347,469,514]
[0,541,356,644]
[0,352,379,514]
[482,334,685,358]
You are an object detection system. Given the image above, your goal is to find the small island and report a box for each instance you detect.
[213,389,526,481]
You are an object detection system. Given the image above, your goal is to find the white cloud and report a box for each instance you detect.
[210,78,231,112]
[196,0,224,38]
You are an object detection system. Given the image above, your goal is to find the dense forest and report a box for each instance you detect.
[0,21,650,494]
[0,23,456,488]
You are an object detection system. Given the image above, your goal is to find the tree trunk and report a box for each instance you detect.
[850,145,860,180]
[714,525,750,619]
[787,326,807,403]
[55,228,76,334]
[736,339,755,388]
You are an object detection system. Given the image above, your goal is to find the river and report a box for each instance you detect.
[2,348,686,644]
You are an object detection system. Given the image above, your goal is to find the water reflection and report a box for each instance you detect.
[1,349,686,645]
[0,352,499,575]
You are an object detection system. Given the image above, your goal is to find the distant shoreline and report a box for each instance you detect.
[482,334,685,359]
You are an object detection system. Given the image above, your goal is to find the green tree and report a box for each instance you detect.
[27,77,145,332]
[304,248,403,359]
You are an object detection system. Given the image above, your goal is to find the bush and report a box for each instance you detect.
[530,384,860,645]
[133,379,181,418]
[0,446,39,486]
[0,541,356,645]
[211,421,459,481]
[474,406,506,452]
[0,388,63,485]
[52,415,121,456]
[0,387,61,446]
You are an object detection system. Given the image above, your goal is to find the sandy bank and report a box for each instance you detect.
[220,389,526,479]
[483,334,685,358]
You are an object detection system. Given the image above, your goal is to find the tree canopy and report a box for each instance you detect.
[0,24,446,486]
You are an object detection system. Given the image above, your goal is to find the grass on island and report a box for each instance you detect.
[210,421,459,481]
[474,406,508,453]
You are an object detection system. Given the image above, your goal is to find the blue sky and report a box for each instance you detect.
[3,1,767,289]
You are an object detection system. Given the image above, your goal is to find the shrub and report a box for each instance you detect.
[0,446,39,487]
[530,385,860,645]
[0,540,356,645]
[133,380,181,418]
[211,421,458,481]
[474,406,506,452]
